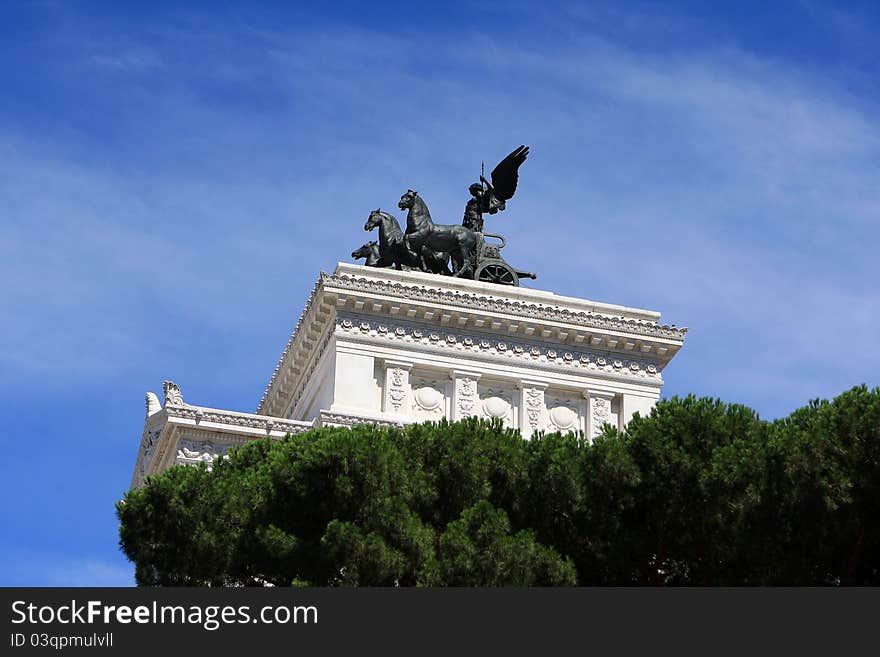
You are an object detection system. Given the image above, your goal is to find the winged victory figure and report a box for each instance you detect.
[462,145,529,233]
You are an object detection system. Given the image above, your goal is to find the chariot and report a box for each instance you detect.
[474,232,536,287]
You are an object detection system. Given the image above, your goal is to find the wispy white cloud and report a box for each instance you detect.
[87,47,163,73]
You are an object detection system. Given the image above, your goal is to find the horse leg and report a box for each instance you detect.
[439,251,452,275]
[391,243,415,271]
[453,242,476,278]
[417,246,433,272]
[379,244,395,269]
[451,246,471,278]
[430,250,452,275]
[447,252,460,276]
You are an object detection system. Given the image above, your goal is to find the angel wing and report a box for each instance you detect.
[490,145,529,202]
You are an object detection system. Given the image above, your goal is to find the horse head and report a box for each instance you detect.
[351,241,378,259]
[398,190,418,210]
[364,208,383,231]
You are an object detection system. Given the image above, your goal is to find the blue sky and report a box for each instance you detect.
[1,1,878,585]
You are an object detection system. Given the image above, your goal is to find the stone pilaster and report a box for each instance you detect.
[383,359,413,415]
[585,389,617,442]
[519,380,547,437]
[450,370,481,421]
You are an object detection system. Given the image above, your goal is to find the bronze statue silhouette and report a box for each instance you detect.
[364,209,451,275]
[352,145,535,286]
[463,145,529,233]
[351,241,383,267]
[399,190,478,278]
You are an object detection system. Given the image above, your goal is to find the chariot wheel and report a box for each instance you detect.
[475,262,519,287]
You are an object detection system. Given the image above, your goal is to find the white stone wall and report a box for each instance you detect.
[295,309,670,439]
[133,264,687,486]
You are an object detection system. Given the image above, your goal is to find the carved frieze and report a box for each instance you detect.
[174,439,230,469]
[164,405,311,435]
[318,411,405,429]
[337,317,662,380]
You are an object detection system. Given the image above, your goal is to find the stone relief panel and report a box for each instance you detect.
[480,383,517,428]
[174,439,231,470]
[545,390,586,434]
[410,373,449,421]
[588,393,619,440]
[591,397,610,436]
[383,364,411,415]
[454,375,479,420]
[521,385,546,434]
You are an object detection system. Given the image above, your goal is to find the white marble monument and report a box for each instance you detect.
[131,263,687,488]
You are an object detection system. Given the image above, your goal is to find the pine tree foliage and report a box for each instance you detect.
[118,386,880,585]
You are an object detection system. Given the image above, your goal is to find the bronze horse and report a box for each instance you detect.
[364,209,451,275]
[351,241,383,267]
[399,190,478,278]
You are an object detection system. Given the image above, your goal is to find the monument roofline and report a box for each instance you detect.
[333,262,665,323]
[256,263,687,418]
[131,385,313,488]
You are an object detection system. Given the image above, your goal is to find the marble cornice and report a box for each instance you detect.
[164,403,313,435]
[322,272,687,340]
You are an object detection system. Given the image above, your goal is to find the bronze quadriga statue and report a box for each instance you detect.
[353,146,536,287]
